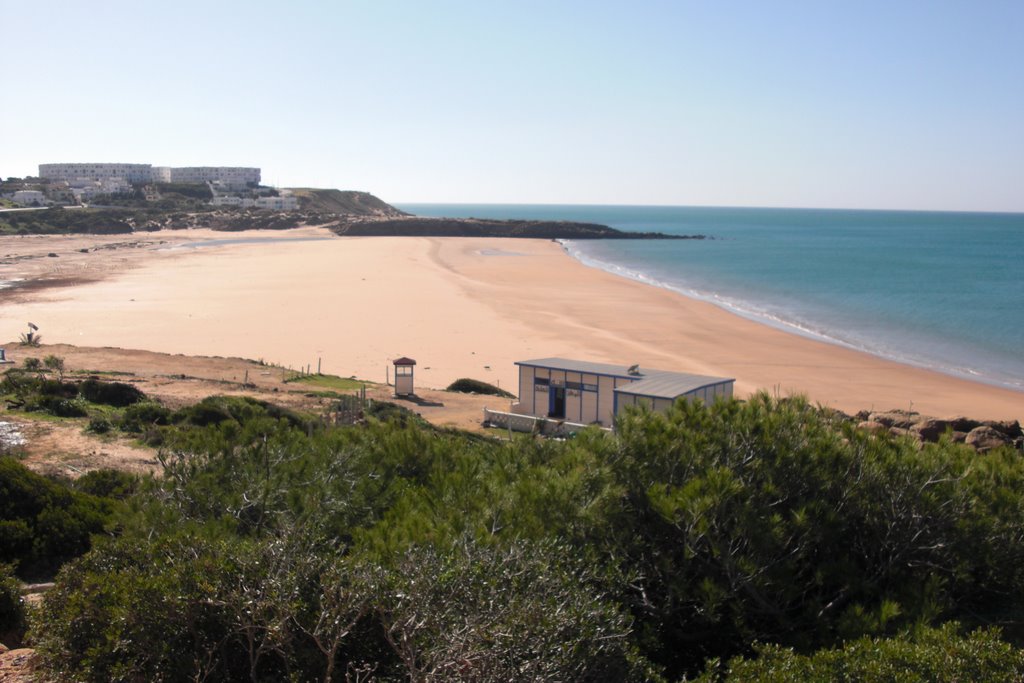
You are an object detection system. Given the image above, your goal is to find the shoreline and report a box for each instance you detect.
[559,240,1023,394]
[1,229,1022,420]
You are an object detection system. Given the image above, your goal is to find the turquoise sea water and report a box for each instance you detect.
[398,204,1024,392]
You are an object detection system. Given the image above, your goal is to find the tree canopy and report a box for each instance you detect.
[18,391,1024,681]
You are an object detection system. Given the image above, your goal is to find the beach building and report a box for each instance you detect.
[509,358,734,428]
[393,357,416,396]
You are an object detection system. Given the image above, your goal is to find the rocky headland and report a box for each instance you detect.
[330,215,704,239]
[2,190,699,240]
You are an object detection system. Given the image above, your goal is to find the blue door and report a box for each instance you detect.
[548,386,566,418]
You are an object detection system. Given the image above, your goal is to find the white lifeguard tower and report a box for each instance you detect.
[393,357,417,397]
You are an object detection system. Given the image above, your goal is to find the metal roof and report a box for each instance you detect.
[516,357,733,399]
[613,374,732,399]
[516,357,642,378]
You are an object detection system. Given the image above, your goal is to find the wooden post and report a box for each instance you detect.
[317,357,321,375]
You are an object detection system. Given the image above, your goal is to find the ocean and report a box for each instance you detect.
[398,204,1024,392]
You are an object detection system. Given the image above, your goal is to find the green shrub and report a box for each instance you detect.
[79,379,146,407]
[118,402,172,433]
[172,395,306,429]
[86,416,112,434]
[32,535,651,683]
[24,395,87,417]
[0,458,112,578]
[445,377,515,397]
[0,563,26,648]
[363,400,421,425]
[696,623,1024,682]
[38,379,78,398]
[74,469,138,501]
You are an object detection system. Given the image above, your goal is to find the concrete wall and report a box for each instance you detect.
[511,365,533,414]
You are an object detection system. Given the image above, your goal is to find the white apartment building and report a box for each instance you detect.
[168,166,260,188]
[150,166,173,183]
[39,163,261,188]
[39,163,153,183]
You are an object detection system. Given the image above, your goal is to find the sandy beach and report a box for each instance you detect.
[2,229,1022,419]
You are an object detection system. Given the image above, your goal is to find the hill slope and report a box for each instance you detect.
[287,188,406,216]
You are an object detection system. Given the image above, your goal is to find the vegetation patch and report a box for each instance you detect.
[71,369,136,377]
[284,373,366,392]
[0,562,27,647]
[171,395,308,430]
[79,379,146,407]
[13,391,1024,680]
[446,377,514,397]
[0,457,116,579]
[2,370,148,418]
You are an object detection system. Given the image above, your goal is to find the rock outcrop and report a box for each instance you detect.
[331,215,704,240]
[966,425,1014,452]
[858,410,1022,453]
[0,646,38,683]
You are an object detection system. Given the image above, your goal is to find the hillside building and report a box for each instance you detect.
[10,189,48,206]
[160,166,260,189]
[38,163,260,189]
[39,163,153,184]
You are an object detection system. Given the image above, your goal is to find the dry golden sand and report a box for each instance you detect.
[2,229,1022,420]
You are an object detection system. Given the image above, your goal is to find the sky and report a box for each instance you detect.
[1,1,1022,211]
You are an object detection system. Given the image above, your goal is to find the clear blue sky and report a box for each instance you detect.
[2,0,1021,211]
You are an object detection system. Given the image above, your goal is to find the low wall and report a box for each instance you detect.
[482,408,606,436]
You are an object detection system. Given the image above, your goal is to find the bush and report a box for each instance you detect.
[362,399,425,427]
[445,377,515,398]
[118,402,172,433]
[172,395,306,429]
[0,458,112,578]
[0,563,26,648]
[79,379,146,407]
[74,469,138,501]
[32,536,651,682]
[24,395,88,418]
[86,416,112,434]
[696,623,1024,682]
[38,379,78,398]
